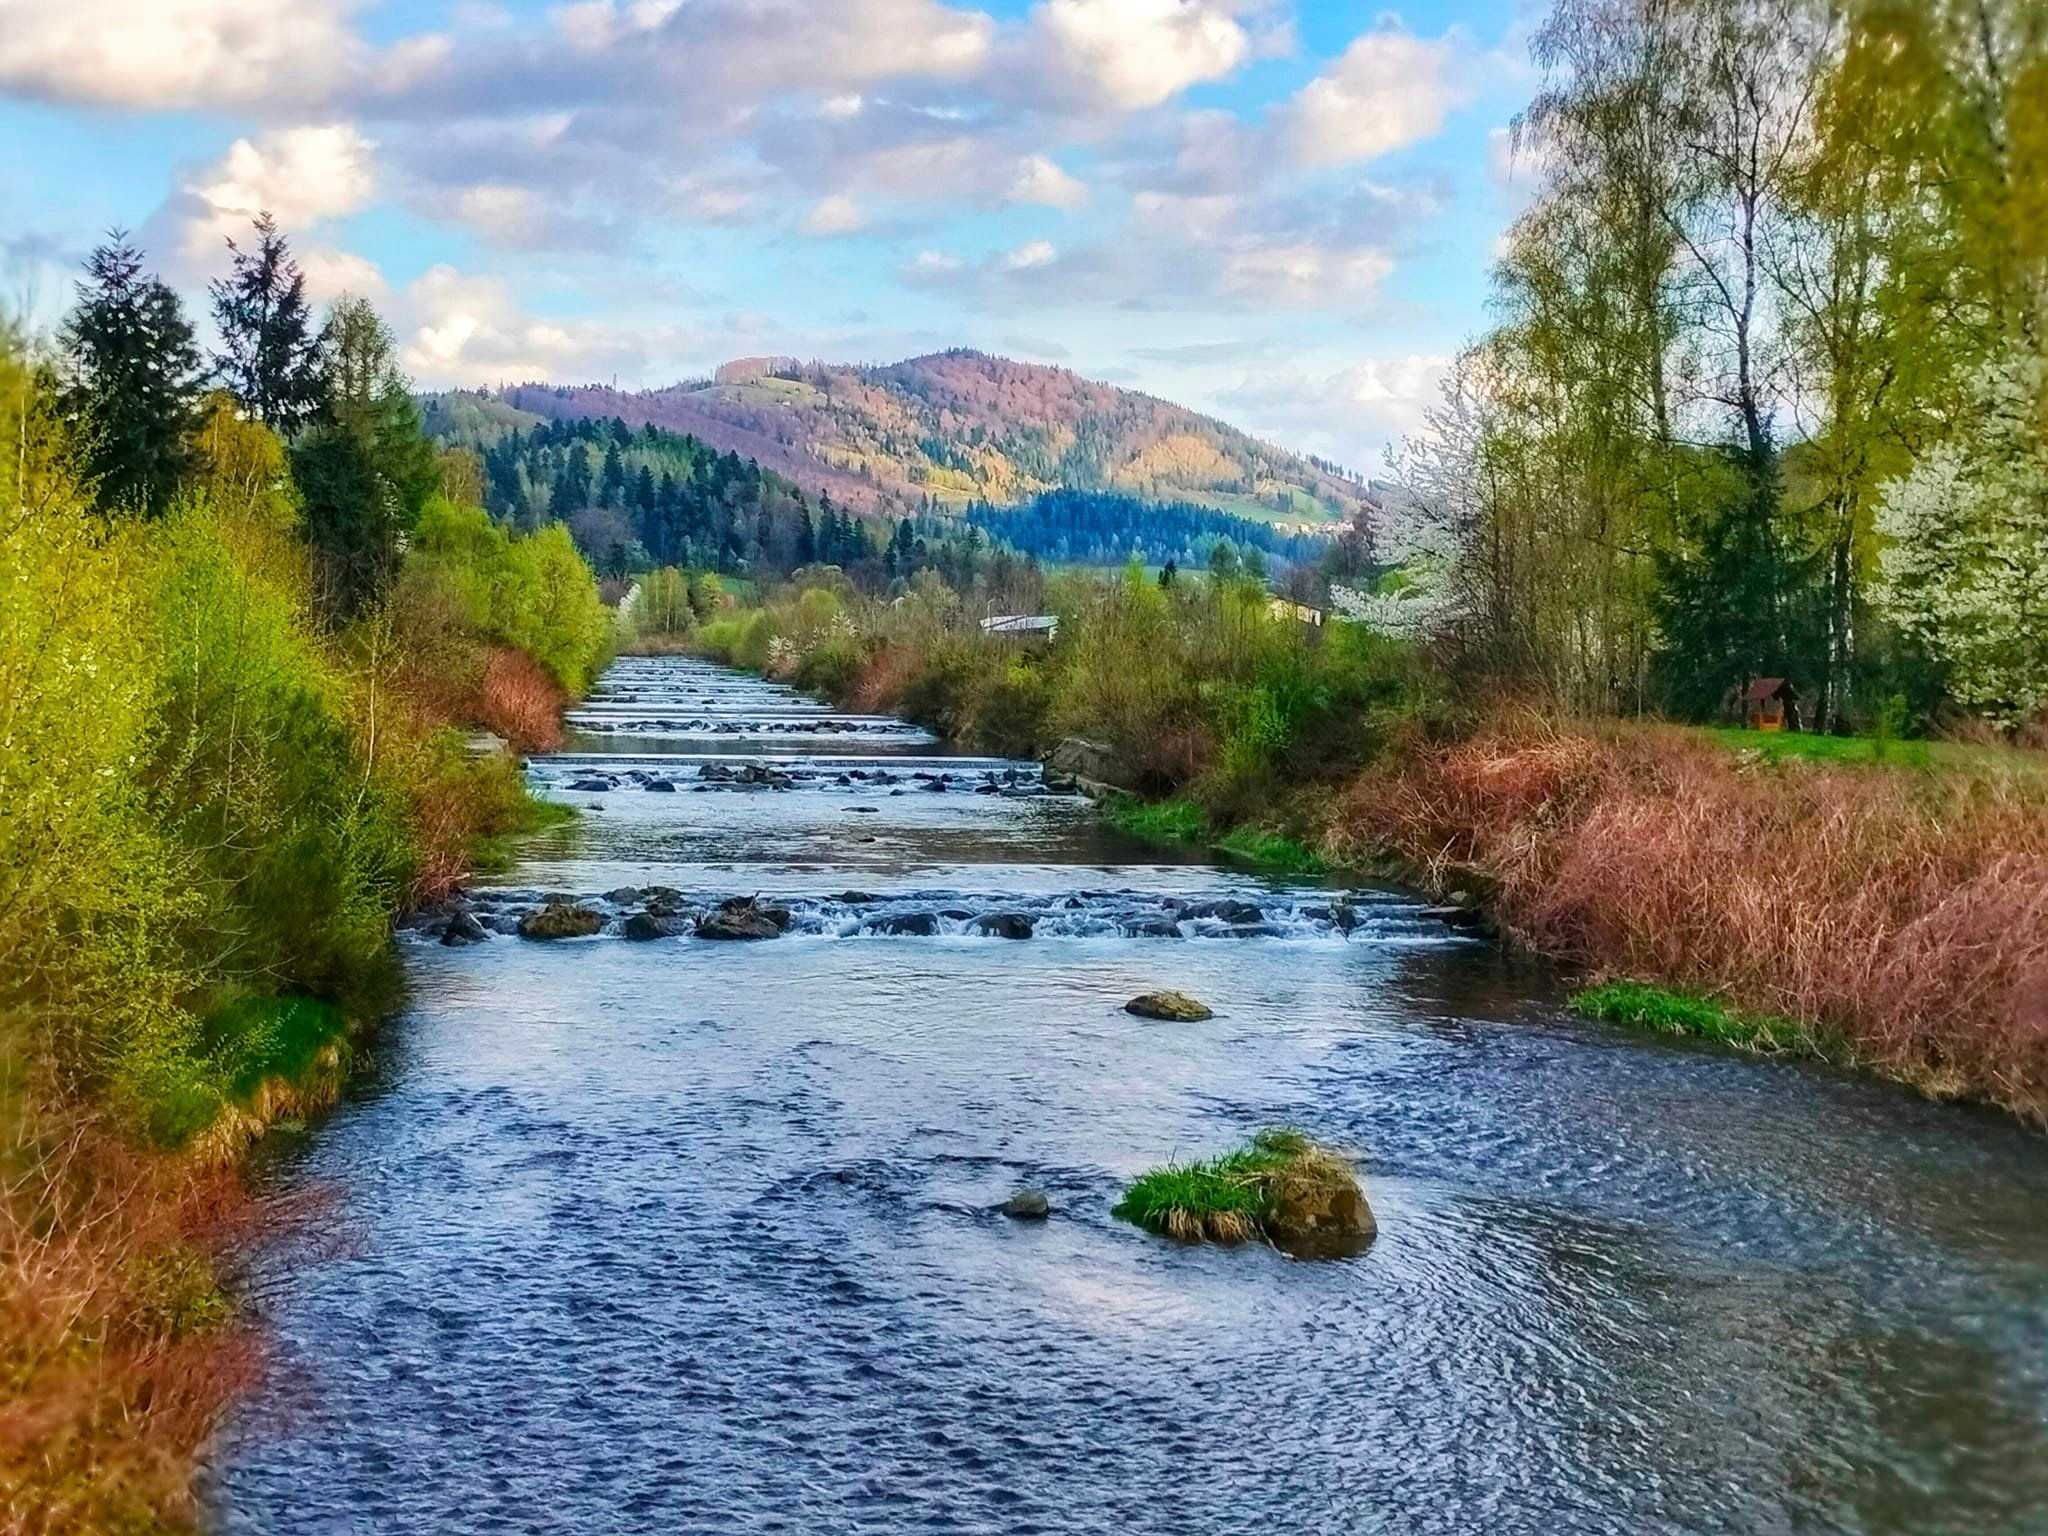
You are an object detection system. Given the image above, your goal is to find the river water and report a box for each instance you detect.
[209,656,2048,1535]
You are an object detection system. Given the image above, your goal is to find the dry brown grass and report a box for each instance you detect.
[1329,712,2048,1122]
[1,1087,270,1535]
[476,647,569,753]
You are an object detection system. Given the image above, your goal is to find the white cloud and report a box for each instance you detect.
[1027,0,1252,111]
[1283,26,1467,167]
[0,0,371,109]
[162,124,379,269]
[906,249,965,278]
[398,264,649,386]
[1220,241,1394,304]
[801,194,866,237]
[1009,154,1088,209]
[1002,239,1058,271]
[1221,353,1453,460]
[298,246,388,304]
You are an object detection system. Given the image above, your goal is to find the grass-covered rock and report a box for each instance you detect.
[1113,1129,1376,1258]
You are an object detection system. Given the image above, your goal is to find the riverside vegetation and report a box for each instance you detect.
[662,557,2048,1126]
[1,225,609,1532]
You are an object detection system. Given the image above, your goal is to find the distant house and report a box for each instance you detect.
[1267,597,1326,628]
[1740,677,1802,732]
[981,613,1059,644]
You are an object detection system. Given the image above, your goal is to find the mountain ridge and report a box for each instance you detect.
[450,350,1375,529]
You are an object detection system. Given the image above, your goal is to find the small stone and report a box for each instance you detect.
[1125,991,1213,1021]
[1001,1190,1050,1221]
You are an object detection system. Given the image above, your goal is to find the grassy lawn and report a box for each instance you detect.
[1687,725,2040,774]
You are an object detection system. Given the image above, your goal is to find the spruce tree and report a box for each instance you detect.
[289,295,438,618]
[209,212,328,433]
[59,231,202,514]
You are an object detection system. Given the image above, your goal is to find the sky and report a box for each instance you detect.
[0,0,1546,474]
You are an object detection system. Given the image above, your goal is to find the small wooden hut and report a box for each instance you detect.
[1741,677,1801,732]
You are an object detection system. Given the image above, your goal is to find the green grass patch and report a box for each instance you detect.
[1113,1128,1313,1244]
[1688,725,2043,775]
[1105,794,1209,846]
[473,792,577,873]
[199,995,349,1103]
[1215,826,1327,874]
[1571,981,1813,1055]
[1106,795,1329,873]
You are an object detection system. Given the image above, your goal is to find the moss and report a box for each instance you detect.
[1571,981,1816,1055]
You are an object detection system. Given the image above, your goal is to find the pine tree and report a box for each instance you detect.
[58,231,201,514]
[290,295,439,618]
[599,441,626,508]
[209,213,327,433]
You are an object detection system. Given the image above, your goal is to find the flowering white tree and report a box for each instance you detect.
[1875,353,2048,721]
[1334,354,1490,639]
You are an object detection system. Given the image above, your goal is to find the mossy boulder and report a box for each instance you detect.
[1113,1130,1375,1259]
[518,901,603,940]
[1125,991,1213,1021]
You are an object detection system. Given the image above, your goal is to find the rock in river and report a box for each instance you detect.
[1001,1190,1051,1221]
[439,911,489,946]
[696,898,789,941]
[622,911,683,942]
[1125,990,1213,1021]
[519,901,603,940]
[863,911,938,936]
[971,912,1035,940]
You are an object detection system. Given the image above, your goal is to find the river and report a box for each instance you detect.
[208,655,2048,1535]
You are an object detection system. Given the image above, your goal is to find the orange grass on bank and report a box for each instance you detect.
[2,1097,266,1535]
[476,647,569,753]
[1329,714,2048,1123]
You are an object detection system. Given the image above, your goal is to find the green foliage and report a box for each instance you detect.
[290,296,440,619]
[634,566,695,636]
[199,995,349,1104]
[1571,982,1812,1054]
[403,499,612,695]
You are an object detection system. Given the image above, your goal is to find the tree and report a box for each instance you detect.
[289,296,438,617]
[58,231,202,515]
[1875,353,2048,721]
[210,213,327,434]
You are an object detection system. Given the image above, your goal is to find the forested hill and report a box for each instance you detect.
[469,351,1375,525]
[967,490,1329,570]
[420,394,998,587]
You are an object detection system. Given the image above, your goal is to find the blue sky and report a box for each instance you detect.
[1,0,1543,471]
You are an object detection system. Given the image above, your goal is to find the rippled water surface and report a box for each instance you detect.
[209,657,2048,1535]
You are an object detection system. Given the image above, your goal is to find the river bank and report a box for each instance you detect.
[1,350,612,1532]
[679,576,2048,1127]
